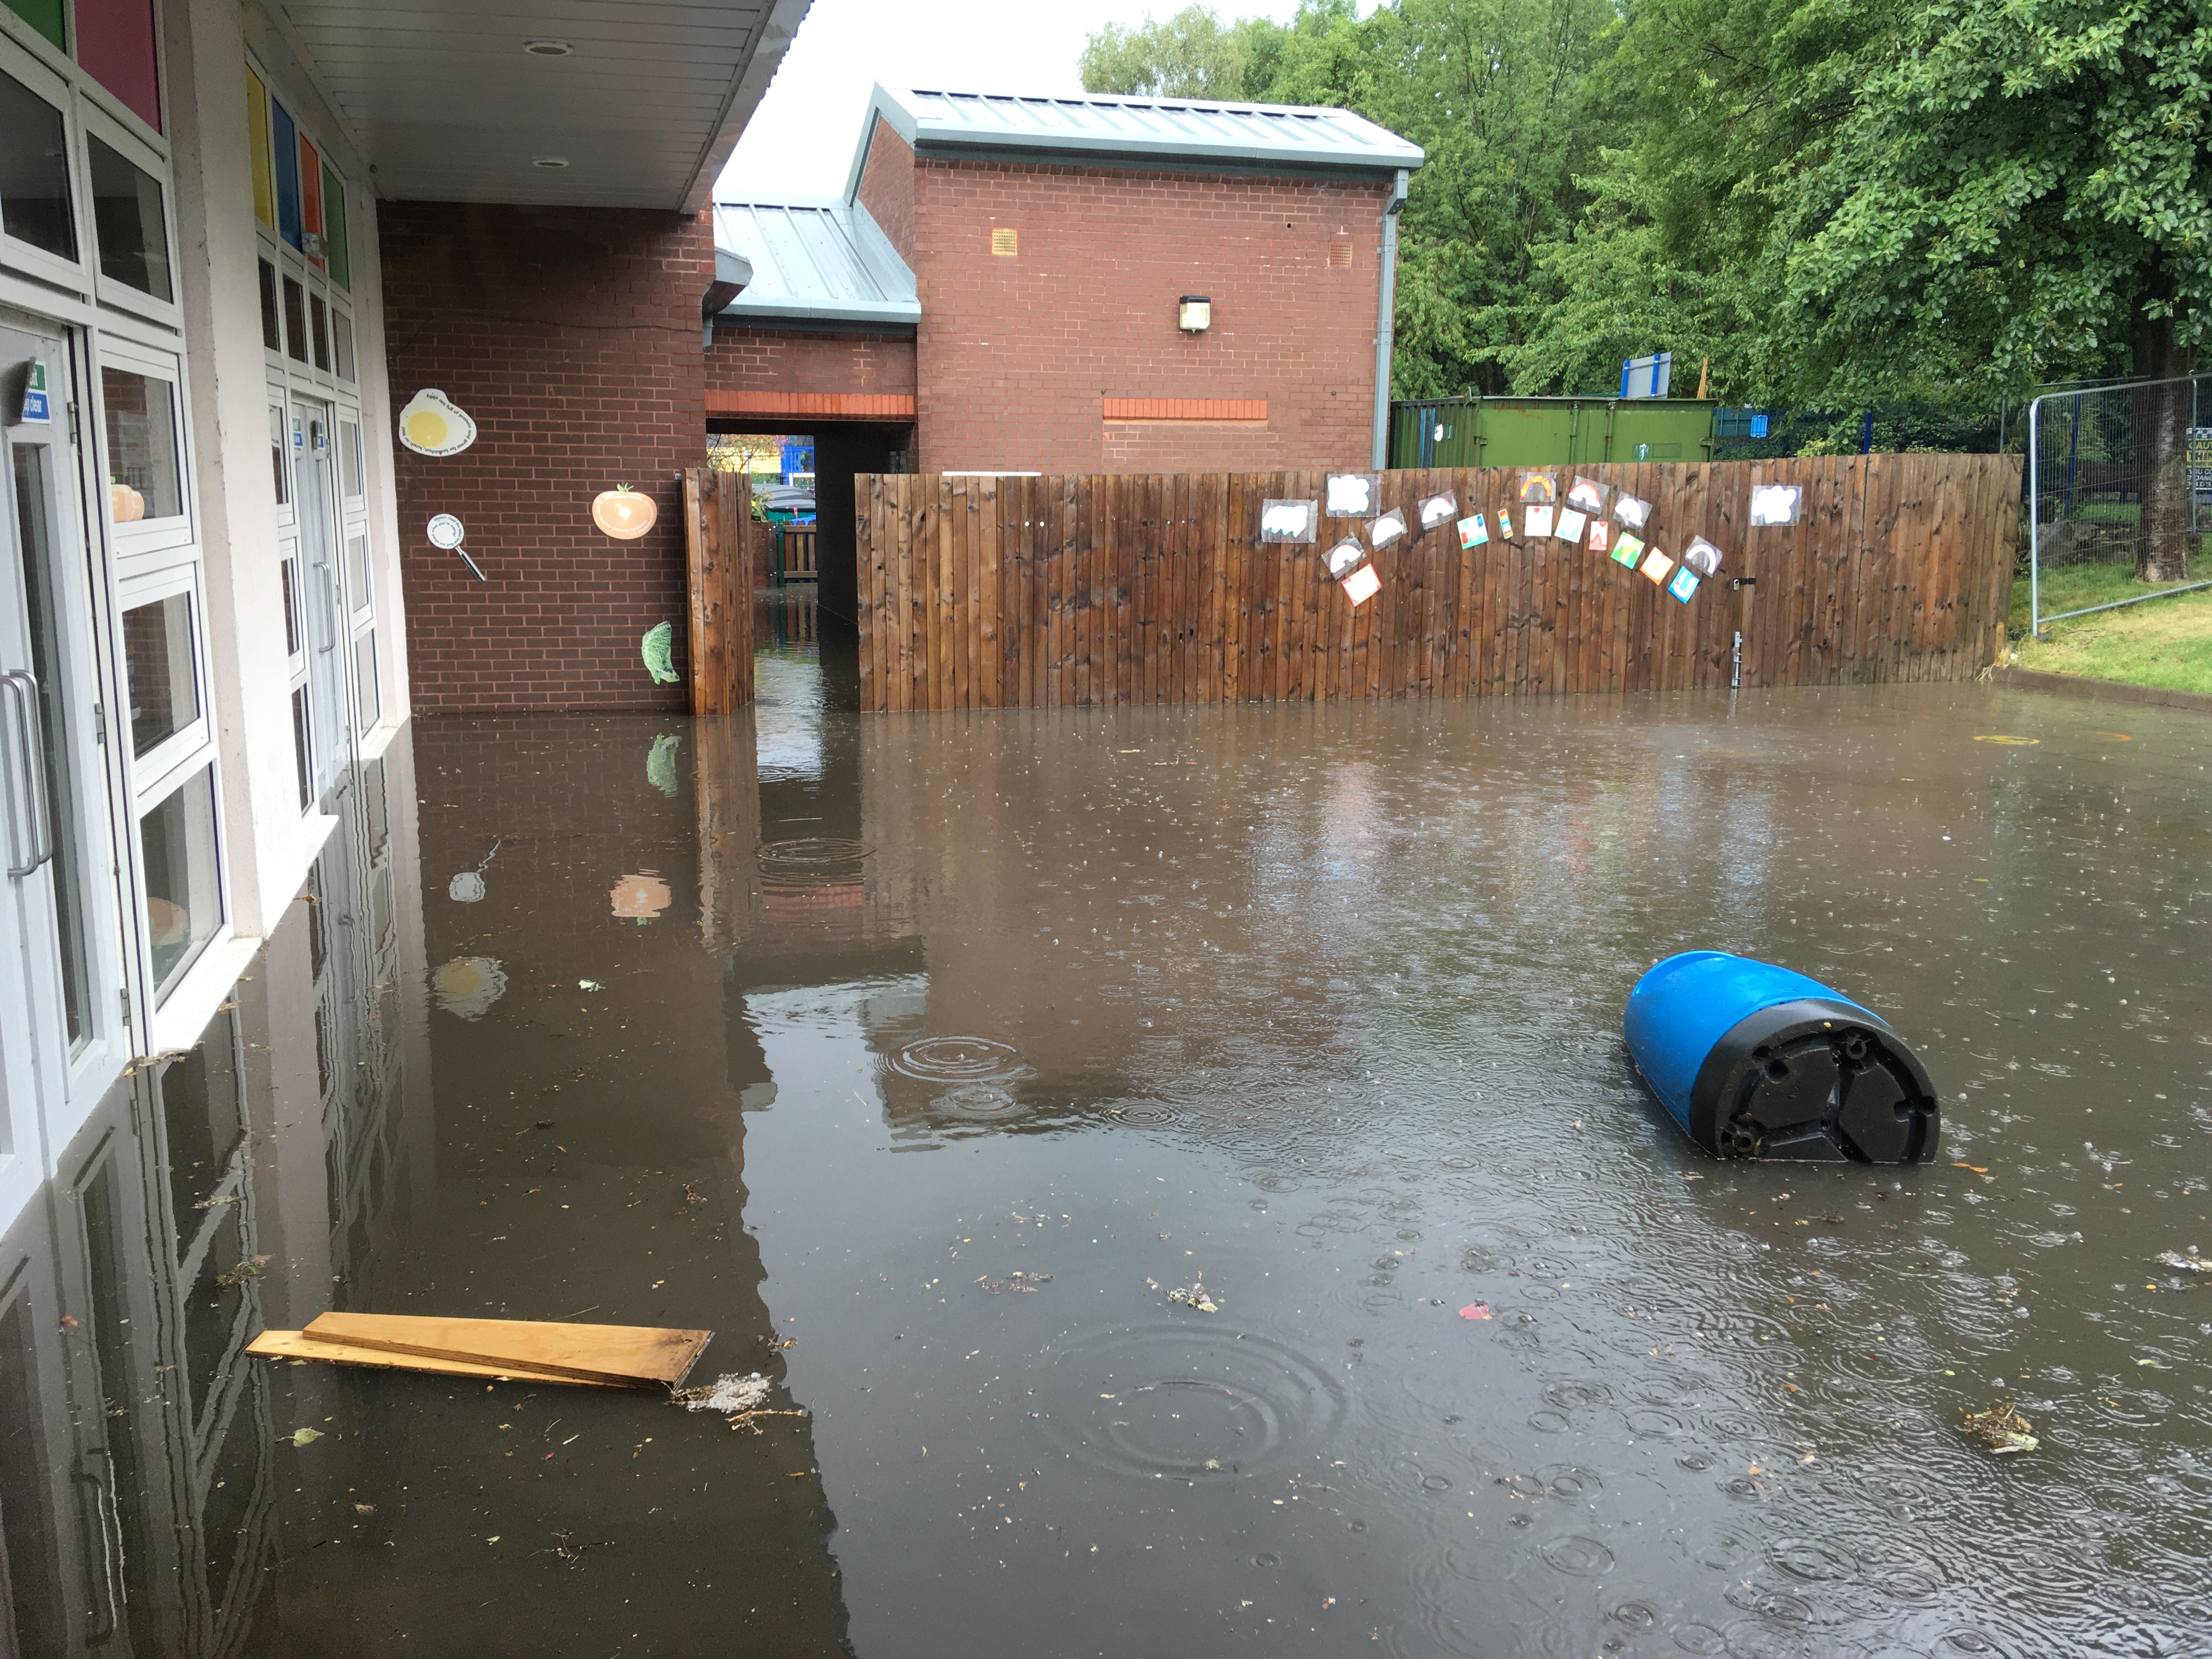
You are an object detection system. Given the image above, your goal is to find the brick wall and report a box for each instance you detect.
[854,120,916,264]
[706,329,917,400]
[378,201,711,712]
[911,157,1388,476]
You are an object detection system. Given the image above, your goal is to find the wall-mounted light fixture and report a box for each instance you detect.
[1178,296,1211,332]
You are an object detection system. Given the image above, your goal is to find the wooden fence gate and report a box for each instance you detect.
[683,466,754,713]
[854,455,2021,713]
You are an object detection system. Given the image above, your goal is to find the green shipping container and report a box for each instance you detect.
[1390,397,1717,471]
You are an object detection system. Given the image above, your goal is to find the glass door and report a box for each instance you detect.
[289,394,349,804]
[0,315,126,1208]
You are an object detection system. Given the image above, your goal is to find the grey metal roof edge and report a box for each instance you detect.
[840,82,1421,201]
[715,296,922,326]
[907,141,1408,185]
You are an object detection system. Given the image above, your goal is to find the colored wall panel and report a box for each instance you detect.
[321,161,349,288]
[76,0,161,132]
[299,133,323,269]
[2,0,65,50]
[272,99,300,249]
[246,65,274,228]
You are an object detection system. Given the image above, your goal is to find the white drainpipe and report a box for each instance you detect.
[1372,168,1409,470]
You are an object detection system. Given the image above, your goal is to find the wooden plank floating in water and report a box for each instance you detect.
[246,1328,619,1386]
[301,1312,712,1389]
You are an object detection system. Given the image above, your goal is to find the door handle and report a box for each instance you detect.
[2,670,54,878]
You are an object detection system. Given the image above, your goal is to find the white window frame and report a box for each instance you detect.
[114,561,213,787]
[94,334,194,562]
[0,32,92,294]
[77,100,182,330]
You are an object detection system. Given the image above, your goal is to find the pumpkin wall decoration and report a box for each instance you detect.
[592,483,657,540]
[109,482,146,522]
[397,388,477,457]
[610,872,672,922]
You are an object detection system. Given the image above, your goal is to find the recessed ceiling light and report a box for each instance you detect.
[532,156,571,169]
[523,38,573,56]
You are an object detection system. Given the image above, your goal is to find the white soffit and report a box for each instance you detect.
[275,0,811,211]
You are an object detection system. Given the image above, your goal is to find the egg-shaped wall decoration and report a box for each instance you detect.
[397,388,477,458]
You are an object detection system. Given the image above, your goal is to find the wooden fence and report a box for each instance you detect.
[854,456,2021,713]
[682,466,754,712]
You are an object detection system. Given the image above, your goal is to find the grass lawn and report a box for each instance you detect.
[2010,563,2212,694]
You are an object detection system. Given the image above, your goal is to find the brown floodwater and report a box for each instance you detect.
[5,601,2208,1657]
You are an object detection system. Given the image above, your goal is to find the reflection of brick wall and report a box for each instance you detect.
[909,144,1389,476]
[379,202,712,712]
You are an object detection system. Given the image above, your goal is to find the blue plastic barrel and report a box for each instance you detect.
[1623,951,1938,1164]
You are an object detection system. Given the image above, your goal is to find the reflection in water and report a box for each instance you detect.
[3,593,2209,1655]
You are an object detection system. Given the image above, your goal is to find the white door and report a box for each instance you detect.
[290,394,349,803]
[0,316,128,1218]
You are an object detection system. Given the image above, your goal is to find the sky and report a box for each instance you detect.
[718,0,1301,200]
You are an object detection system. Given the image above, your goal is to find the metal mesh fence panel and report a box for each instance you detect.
[2028,374,2212,631]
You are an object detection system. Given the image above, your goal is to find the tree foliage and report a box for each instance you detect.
[1079,0,2207,419]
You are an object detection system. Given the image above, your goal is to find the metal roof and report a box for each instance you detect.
[710,199,919,327]
[843,84,1423,197]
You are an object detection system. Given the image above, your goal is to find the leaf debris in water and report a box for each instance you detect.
[216,1255,273,1288]
[1959,1403,2037,1455]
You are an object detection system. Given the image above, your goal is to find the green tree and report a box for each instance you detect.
[1779,0,2211,576]
[1079,5,1282,99]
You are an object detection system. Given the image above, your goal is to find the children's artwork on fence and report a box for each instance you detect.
[1458,513,1489,549]
[1555,507,1587,544]
[1418,491,1458,529]
[1668,566,1701,603]
[1261,499,1319,543]
[1368,507,1408,549]
[1611,533,1644,568]
[1517,471,1558,505]
[1340,563,1381,606]
[1749,483,1802,527]
[1683,536,1724,577]
[1588,518,1612,554]
[1497,509,1515,540]
[1615,492,1652,531]
[1326,473,1379,516]
[1524,504,1554,540]
[1640,548,1676,585]
[1325,538,1366,578]
[1566,476,1609,515]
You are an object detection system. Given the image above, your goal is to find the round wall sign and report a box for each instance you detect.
[426,514,465,549]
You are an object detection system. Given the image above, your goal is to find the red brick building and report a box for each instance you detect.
[708,87,1423,620]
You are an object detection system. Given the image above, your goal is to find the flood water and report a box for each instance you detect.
[5,597,2209,1658]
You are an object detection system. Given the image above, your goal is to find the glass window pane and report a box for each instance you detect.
[281,556,300,657]
[258,258,280,349]
[345,531,369,611]
[142,765,222,999]
[309,294,330,370]
[122,591,199,757]
[268,403,287,505]
[87,134,171,301]
[76,0,163,133]
[339,420,360,497]
[0,68,76,259]
[332,312,355,382]
[101,367,182,521]
[282,275,307,362]
[290,686,311,810]
[272,100,300,250]
[246,65,274,228]
[353,629,378,726]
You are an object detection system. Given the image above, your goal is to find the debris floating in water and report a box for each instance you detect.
[1959,1403,2038,1455]
[2155,1249,2208,1276]
[977,1272,1051,1293]
[290,1426,323,1447]
[1458,1302,1493,1321]
[1167,1282,1220,1313]
[217,1254,273,1288]
[672,1371,808,1434]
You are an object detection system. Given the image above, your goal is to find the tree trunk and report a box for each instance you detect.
[2130,297,2193,583]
